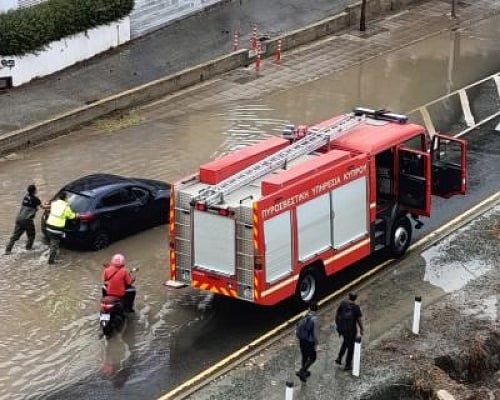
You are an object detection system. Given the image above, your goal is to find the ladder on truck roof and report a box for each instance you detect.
[191,108,407,207]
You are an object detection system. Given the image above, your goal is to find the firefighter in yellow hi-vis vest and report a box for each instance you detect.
[45,191,78,264]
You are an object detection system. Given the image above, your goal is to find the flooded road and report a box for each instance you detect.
[0,13,500,400]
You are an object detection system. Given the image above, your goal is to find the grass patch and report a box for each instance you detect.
[97,111,143,132]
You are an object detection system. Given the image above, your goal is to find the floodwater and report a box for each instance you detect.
[0,14,500,400]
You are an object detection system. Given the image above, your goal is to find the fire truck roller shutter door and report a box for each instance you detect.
[297,193,332,261]
[264,211,292,283]
[193,210,236,275]
[331,177,368,249]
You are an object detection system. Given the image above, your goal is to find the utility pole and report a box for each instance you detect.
[360,0,367,31]
[451,0,456,18]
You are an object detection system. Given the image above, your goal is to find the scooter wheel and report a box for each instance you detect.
[102,325,113,338]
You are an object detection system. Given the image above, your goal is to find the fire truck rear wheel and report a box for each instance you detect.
[390,215,412,257]
[297,268,322,303]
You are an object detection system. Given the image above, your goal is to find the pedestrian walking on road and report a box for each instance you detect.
[295,301,319,382]
[45,191,78,264]
[335,292,364,371]
[5,184,48,255]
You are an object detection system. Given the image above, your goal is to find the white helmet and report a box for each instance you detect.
[110,254,125,267]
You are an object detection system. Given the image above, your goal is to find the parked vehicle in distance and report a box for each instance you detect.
[42,174,171,250]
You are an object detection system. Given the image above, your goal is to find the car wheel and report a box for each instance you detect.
[92,231,110,251]
[390,215,412,257]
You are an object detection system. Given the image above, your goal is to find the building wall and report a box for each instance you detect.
[0,0,19,13]
[0,18,130,87]
[130,0,223,38]
[0,0,47,13]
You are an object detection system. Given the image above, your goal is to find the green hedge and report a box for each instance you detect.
[0,0,134,56]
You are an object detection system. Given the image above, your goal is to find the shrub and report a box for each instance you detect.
[0,0,134,56]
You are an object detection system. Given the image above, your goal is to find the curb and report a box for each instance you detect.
[0,0,423,156]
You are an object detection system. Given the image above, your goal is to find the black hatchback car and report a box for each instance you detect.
[41,174,171,250]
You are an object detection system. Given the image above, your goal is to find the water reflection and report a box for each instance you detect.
[101,321,136,390]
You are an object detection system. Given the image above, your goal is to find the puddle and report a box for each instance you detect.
[423,255,491,293]
[422,206,499,293]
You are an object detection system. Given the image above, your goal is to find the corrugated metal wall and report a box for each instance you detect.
[130,0,222,38]
[17,0,47,8]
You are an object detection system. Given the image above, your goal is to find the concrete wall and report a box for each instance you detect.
[0,18,130,87]
[0,0,423,155]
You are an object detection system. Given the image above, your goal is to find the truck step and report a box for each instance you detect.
[374,244,386,252]
[164,280,188,288]
[375,218,385,225]
[374,230,384,239]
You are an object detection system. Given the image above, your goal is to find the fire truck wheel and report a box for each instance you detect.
[390,216,412,257]
[297,268,322,303]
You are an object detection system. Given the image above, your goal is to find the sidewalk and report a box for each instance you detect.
[184,203,500,400]
[0,0,352,136]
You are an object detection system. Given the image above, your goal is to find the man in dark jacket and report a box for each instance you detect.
[296,302,319,382]
[335,292,364,370]
[5,185,48,255]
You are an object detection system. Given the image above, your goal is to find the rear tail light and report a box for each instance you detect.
[100,303,114,311]
[79,212,95,221]
[218,208,234,216]
[196,203,207,211]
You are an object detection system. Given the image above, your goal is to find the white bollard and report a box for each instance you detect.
[285,380,294,400]
[352,337,362,377]
[412,296,422,335]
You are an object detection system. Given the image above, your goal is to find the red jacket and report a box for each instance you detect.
[103,265,132,297]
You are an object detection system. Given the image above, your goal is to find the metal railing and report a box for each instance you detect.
[409,72,500,137]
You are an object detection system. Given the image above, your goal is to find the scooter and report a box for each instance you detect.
[99,268,138,338]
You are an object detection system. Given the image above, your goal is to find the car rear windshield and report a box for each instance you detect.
[66,192,92,212]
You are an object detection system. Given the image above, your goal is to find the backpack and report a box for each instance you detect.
[337,301,356,335]
[296,314,314,341]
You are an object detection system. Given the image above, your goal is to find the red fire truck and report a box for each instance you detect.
[169,108,467,305]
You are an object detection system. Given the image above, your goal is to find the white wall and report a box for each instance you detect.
[0,18,130,87]
[0,0,18,13]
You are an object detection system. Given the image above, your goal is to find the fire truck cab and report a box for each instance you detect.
[169,108,466,305]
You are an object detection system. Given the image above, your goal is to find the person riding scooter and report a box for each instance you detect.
[102,254,136,313]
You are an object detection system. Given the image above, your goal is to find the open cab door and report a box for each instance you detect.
[397,146,431,217]
[431,134,467,198]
